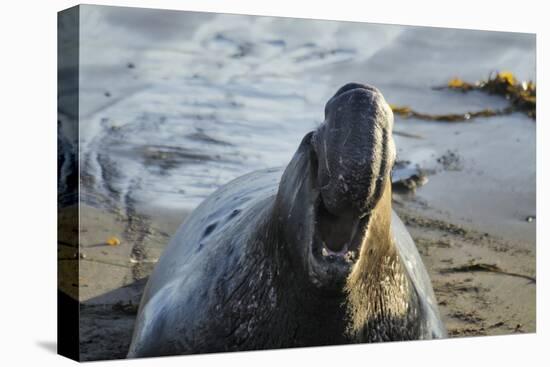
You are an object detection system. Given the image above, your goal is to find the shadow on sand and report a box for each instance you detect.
[77,278,148,361]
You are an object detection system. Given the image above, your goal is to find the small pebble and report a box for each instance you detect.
[106,236,121,246]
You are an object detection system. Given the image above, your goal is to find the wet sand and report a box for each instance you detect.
[71,184,535,361]
[393,200,535,337]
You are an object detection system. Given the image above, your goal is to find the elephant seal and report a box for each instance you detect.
[127,83,446,358]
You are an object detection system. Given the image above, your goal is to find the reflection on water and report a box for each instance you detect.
[60,5,535,221]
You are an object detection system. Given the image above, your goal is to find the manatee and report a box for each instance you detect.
[127,82,446,358]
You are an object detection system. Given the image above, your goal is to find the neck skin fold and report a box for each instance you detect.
[344,179,412,340]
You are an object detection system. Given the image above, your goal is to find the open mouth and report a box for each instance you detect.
[311,195,366,270]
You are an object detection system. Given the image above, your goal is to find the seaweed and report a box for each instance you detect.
[391,71,536,122]
[438,71,536,119]
[390,104,513,122]
[440,262,536,283]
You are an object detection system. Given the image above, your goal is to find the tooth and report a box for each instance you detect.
[322,247,329,257]
[344,250,357,263]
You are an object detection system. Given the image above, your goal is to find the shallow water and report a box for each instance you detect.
[59,5,535,243]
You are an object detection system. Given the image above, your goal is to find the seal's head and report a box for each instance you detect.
[276,83,396,293]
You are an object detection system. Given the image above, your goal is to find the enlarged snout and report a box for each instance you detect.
[275,82,397,292]
[312,83,396,218]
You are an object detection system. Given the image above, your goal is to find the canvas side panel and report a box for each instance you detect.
[57,5,80,362]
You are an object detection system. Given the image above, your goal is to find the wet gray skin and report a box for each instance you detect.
[127,83,446,358]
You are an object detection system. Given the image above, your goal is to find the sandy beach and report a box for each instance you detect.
[64,171,535,360]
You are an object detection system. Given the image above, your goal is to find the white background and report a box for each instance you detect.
[0,0,547,366]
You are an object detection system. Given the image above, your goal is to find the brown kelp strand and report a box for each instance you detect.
[440,262,536,283]
[435,71,536,119]
[390,104,514,123]
[391,71,536,122]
